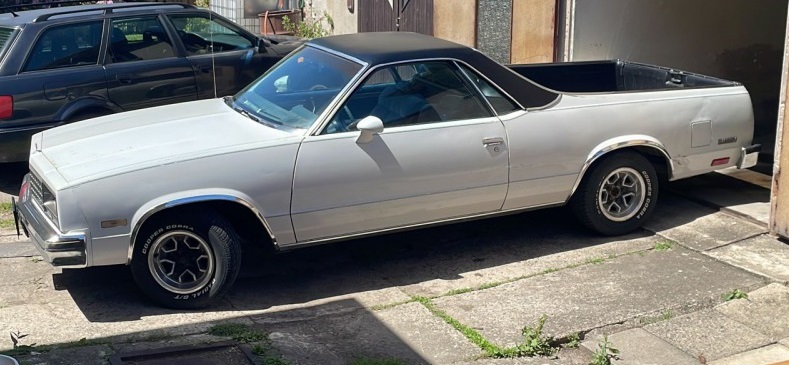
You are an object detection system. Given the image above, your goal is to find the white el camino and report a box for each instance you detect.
[14,32,759,308]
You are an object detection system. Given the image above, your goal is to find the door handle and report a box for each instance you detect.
[483,137,505,146]
[116,74,133,84]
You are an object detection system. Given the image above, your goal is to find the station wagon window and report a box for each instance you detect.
[108,17,175,63]
[323,61,493,134]
[168,14,254,56]
[459,64,521,115]
[0,27,16,61]
[24,21,102,72]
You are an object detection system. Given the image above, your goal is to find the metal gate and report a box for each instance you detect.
[358,0,433,34]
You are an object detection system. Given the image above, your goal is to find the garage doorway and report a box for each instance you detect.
[561,0,788,164]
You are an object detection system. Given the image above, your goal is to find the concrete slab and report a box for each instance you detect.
[715,283,789,340]
[643,194,766,251]
[707,235,789,282]
[667,172,771,225]
[580,328,698,365]
[781,337,789,348]
[0,240,36,257]
[708,344,789,365]
[260,301,475,365]
[432,246,765,347]
[644,309,771,361]
[10,344,112,365]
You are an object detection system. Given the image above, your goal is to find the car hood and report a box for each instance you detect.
[37,98,300,185]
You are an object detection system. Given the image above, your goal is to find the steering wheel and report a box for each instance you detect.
[325,105,356,134]
[309,84,328,91]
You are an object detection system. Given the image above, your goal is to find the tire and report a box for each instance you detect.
[571,151,658,236]
[130,211,242,309]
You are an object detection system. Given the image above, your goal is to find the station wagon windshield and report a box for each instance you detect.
[232,46,363,129]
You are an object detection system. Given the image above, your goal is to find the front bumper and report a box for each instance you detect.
[737,144,760,169]
[14,174,87,267]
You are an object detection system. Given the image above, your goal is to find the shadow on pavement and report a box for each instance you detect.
[50,179,733,324]
[0,162,27,196]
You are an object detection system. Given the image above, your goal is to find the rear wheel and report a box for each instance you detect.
[131,211,242,309]
[572,151,658,235]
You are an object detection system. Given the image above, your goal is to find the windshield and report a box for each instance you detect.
[233,46,363,129]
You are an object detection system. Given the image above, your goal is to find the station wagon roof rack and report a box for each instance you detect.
[30,2,194,22]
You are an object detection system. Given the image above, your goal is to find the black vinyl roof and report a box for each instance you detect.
[309,32,559,109]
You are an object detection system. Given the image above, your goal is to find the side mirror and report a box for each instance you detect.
[356,116,384,144]
[257,37,272,52]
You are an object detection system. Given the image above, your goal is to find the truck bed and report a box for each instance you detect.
[508,60,739,93]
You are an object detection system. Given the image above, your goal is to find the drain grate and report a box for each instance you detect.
[108,341,260,365]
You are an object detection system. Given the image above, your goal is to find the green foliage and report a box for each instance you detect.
[565,332,581,348]
[723,288,748,301]
[589,335,619,365]
[507,315,556,357]
[586,257,605,265]
[282,11,334,38]
[654,240,673,251]
[207,323,265,343]
[194,0,210,8]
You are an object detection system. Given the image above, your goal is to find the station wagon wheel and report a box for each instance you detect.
[130,211,242,309]
[572,151,658,236]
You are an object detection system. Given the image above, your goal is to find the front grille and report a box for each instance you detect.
[29,173,44,207]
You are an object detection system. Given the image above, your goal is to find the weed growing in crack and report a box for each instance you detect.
[654,240,673,251]
[589,335,619,365]
[722,288,748,301]
[207,323,265,343]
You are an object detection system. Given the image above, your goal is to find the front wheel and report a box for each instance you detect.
[130,212,242,309]
[572,151,658,236]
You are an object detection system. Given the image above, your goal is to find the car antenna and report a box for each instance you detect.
[209,8,218,98]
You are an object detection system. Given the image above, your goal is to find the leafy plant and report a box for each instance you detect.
[589,335,619,365]
[282,10,334,38]
[565,332,581,348]
[723,288,748,301]
[508,315,556,357]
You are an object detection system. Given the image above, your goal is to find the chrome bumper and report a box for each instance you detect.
[14,174,87,267]
[737,144,760,169]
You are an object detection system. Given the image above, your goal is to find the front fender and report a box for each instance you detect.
[127,188,276,264]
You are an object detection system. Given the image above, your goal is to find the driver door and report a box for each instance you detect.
[291,61,510,242]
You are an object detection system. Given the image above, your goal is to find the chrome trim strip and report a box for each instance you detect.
[566,139,675,201]
[280,201,565,251]
[127,194,278,264]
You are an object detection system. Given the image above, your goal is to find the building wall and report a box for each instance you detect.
[304,0,358,35]
[433,0,476,47]
[569,0,788,153]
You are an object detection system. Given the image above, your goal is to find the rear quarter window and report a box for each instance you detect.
[0,26,17,61]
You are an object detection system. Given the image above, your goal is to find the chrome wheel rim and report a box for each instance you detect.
[598,167,646,222]
[148,231,214,295]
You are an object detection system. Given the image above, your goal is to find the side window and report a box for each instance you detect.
[24,21,102,72]
[108,17,175,63]
[323,61,493,134]
[459,64,521,114]
[168,14,254,56]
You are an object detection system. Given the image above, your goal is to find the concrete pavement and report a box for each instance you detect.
[0,171,788,364]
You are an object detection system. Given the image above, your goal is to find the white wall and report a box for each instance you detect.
[571,0,787,150]
[303,0,358,35]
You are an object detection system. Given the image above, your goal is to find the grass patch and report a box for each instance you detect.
[564,332,581,348]
[415,296,559,358]
[639,309,674,325]
[208,323,265,343]
[723,288,748,301]
[0,202,12,213]
[585,257,606,265]
[653,240,673,251]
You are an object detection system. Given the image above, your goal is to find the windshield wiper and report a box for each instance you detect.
[224,96,261,123]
